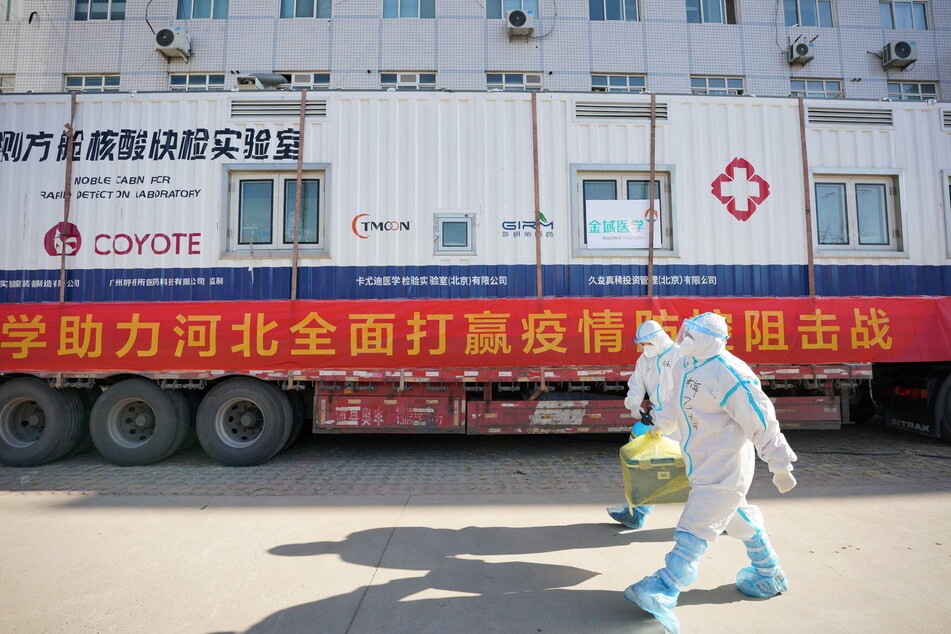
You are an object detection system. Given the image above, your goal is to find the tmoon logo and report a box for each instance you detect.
[351,214,411,239]
[44,222,82,256]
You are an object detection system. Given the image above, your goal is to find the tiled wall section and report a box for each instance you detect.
[0,0,948,98]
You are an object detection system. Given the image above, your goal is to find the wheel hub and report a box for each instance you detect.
[0,400,45,447]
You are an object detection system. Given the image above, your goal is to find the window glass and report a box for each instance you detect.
[488,0,538,18]
[582,180,617,236]
[239,181,274,244]
[816,183,848,245]
[701,0,721,23]
[880,3,894,28]
[589,0,605,20]
[912,2,926,28]
[281,0,330,18]
[856,184,888,245]
[686,0,701,23]
[578,173,671,251]
[177,0,228,19]
[800,0,817,25]
[442,221,469,247]
[783,0,798,24]
[75,0,124,20]
[283,180,320,244]
[894,1,913,28]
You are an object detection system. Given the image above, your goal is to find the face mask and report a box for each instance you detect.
[641,342,660,358]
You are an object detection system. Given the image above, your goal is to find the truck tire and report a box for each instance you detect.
[196,378,293,466]
[69,387,100,456]
[282,390,305,452]
[90,379,190,466]
[0,378,85,467]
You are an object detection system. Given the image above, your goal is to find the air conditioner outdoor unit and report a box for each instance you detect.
[788,41,814,64]
[506,9,534,35]
[882,40,917,69]
[156,27,190,60]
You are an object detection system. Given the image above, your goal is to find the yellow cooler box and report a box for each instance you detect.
[620,435,691,506]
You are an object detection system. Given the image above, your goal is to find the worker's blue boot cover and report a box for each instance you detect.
[606,504,654,529]
[624,530,707,634]
[736,531,788,598]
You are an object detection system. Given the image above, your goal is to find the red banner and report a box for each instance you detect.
[1,297,949,372]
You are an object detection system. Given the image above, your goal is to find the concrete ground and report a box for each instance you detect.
[1,426,950,633]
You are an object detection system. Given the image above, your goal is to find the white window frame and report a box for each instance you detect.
[691,76,744,95]
[65,74,120,93]
[0,75,13,93]
[434,213,476,255]
[784,0,833,27]
[383,0,435,18]
[3,0,22,21]
[486,0,538,19]
[177,0,228,19]
[381,72,437,91]
[791,78,843,99]
[591,74,646,93]
[812,172,904,255]
[590,0,639,21]
[571,165,676,257]
[879,1,928,30]
[278,72,331,90]
[486,73,543,91]
[887,82,937,101]
[223,165,330,258]
[169,73,225,92]
[280,0,332,18]
[73,0,125,20]
[686,0,737,24]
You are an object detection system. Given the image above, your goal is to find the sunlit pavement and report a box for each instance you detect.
[1,426,949,633]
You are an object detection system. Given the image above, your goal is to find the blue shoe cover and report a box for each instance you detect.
[624,575,681,634]
[736,566,788,598]
[606,504,652,529]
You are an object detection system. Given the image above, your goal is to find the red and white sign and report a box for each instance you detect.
[711,158,771,221]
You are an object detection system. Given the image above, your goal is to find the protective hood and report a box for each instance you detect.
[676,312,728,361]
[635,320,674,358]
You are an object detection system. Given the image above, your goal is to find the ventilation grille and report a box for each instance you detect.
[575,101,668,121]
[230,99,327,119]
[807,107,892,126]
[943,110,951,129]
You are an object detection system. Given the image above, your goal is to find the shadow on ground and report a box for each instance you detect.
[226,523,753,634]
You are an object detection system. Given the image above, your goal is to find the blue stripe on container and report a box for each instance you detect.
[1,264,949,303]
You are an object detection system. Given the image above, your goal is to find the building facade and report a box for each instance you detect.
[0,0,948,100]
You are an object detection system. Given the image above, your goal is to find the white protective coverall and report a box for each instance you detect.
[624,320,678,420]
[608,321,679,529]
[653,311,797,541]
[625,312,798,633]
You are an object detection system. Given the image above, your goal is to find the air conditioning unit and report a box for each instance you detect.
[788,41,814,64]
[882,40,917,69]
[506,9,534,35]
[155,27,190,60]
[236,76,264,91]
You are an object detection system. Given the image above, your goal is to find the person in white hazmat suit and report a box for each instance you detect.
[606,320,679,529]
[624,312,798,634]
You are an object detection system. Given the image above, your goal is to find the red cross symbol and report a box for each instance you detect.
[710,158,771,221]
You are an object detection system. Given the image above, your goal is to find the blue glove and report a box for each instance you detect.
[631,421,652,438]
